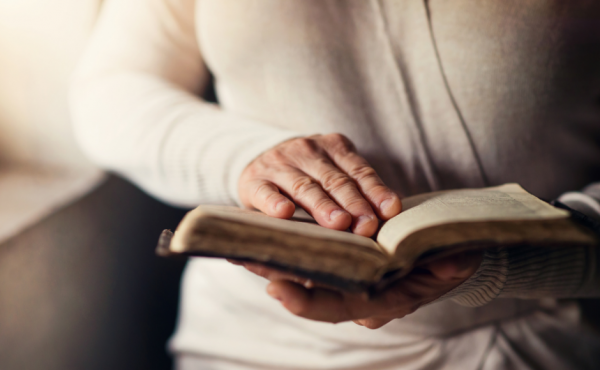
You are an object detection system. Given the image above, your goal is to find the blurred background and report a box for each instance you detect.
[0,1,188,369]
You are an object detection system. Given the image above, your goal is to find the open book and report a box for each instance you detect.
[157,184,598,292]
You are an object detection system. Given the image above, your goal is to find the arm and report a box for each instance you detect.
[254,185,600,328]
[449,183,600,307]
[70,0,300,208]
[72,0,401,233]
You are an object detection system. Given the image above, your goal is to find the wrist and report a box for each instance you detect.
[443,247,508,307]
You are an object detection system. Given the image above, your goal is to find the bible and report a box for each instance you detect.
[157,184,598,293]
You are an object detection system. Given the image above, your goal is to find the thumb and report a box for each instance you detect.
[426,251,483,281]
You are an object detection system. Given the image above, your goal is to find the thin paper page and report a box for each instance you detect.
[172,205,384,254]
[376,184,570,254]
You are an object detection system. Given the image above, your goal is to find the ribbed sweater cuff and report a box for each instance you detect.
[558,183,600,221]
[441,185,600,307]
[583,183,600,202]
[445,246,590,307]
[441,248,507,307]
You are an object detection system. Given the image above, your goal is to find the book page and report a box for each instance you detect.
[171,205,385,254]
[376,184,570,254]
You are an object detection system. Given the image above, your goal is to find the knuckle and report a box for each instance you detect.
[312,197,335,213]
[343,197,371,211]
[326,133,355,153]
[371,184,392,196]
[245,166,262,178]
[320,170,354,192]
[253,182,272,198]
[243,158,266,177]
[264,190,283,204]
[262,148,287,164]
[291,176,319,198]
[349,165,378,182]
[327,133,349,145]
[291,137,319,155]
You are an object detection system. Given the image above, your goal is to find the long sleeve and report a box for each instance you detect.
[70,0,299,208]
[447,183,600,307]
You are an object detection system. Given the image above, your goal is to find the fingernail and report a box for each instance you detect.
[267,285,283,302]
[329,209,347,222]
[304,279,314,289]
[274,199,291,212]
[380,197,398,215]
[355,215,375,230]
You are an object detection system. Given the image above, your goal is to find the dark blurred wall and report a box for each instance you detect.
[0,175,187,370]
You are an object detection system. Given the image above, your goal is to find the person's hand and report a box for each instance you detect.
[238,133,402,236]
[242,251,483,329]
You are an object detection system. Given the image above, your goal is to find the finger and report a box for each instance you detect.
[267,166,353,231]
[297,156,379,236]
[267,281,405,323]
[425,251,483,281]
[243,179,295,219]
[267,281,352,323]
[243,263,314,287]
[396,271,462,303]
[352,317,393,330]
[226,259,245,266]
[319,134,402,220]
[277,137,376,235]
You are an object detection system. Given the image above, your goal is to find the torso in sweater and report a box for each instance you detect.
[72,0,600,367]
[199,0,600,198]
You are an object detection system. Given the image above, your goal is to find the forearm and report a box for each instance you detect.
[70,0,299,207]
[72,72,298,207]
[448,184,600,307]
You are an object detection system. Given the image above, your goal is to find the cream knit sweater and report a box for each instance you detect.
[71,0,600,368]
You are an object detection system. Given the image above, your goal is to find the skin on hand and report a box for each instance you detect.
[238,133,402,237]
[243,250,483,329]
[236,133,481,329]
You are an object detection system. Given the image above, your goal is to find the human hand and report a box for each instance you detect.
[242,251,483,329]
[238,133,402,236]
